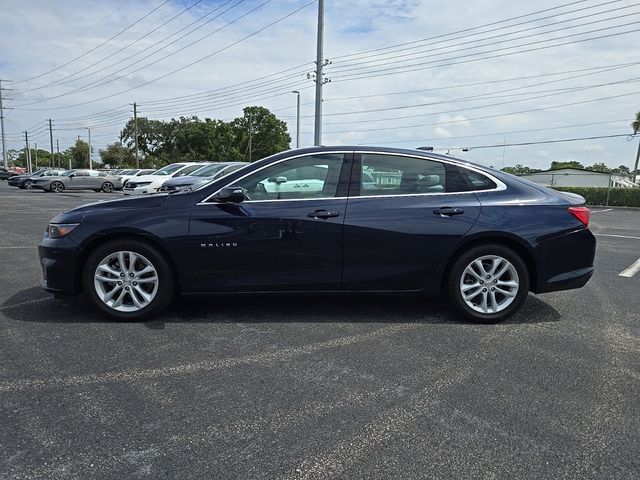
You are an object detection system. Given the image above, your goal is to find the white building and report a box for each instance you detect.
[520,168,637,188]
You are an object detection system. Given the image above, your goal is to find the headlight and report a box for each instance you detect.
[48,223,79,239]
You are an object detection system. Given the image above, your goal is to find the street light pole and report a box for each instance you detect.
[292,90,301,148]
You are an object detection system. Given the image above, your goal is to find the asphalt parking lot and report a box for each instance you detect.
[0,181,638,480]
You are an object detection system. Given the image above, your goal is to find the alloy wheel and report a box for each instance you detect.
[459,255,519,314]
[93,251,159,313]
[51,182,63,193]
[24,180,32,189]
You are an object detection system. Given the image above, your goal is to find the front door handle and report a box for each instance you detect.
[308,209,340,219]
[433,207,464,216]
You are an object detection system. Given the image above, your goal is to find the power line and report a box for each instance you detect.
[463,133,631,150]
[15,0,318,109]
[22,0,206,92]
[328,5,640,73]
[330,26,640,85]
[332,0,605,61]
[364,119,631,145]
[316,91,639,134]
[16,0,263,104]
[16,0,172,84]
[26,0,247,94]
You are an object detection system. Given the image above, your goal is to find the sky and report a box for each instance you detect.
[0,0,639,170]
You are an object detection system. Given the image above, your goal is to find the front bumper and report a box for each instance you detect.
[38,237,82,295]
[123,186,157,195]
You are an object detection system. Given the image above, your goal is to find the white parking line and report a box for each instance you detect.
[591,209,613,213]
[0,246,36,249]
[594,234,640,240]
[619,258,640,278]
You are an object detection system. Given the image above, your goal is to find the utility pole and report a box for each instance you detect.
[633,139,640,185]
[48,119,54,168]
[248,113,253,162]
[292,90,301,148]
[312,0,329,146]
[133,101,139,169]
[34,142,38,170]
[0,79,10,168]
[56,139,61,169]
[85,127,92,170]
[24,131,32,173]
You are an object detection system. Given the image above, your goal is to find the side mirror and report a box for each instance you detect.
[215,186,245,203]
[69,173,76,178]
[268,176,287,184]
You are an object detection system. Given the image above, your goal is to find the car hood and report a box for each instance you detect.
[50,194,170,224]
[127,174,167,183]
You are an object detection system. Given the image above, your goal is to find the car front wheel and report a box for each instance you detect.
[101,182,114,193]
[447,244,529,323]
[82,239,175,321]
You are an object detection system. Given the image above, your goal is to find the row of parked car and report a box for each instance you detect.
[3,162,248,194]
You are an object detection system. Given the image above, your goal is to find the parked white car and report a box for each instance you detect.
[123,163,210,195]
[119,169,156,186]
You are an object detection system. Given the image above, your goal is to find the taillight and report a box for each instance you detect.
[568,206,590,227]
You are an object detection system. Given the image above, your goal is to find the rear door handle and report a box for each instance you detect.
[308,209,340,219]
[433,207,464,216]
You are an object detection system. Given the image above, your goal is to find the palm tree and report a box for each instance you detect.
[633,111,640,184]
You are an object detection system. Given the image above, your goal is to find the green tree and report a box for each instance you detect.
[550,161,584,170]
[588,162,610,173]
[121,117,171,165]
[65,139,90,169]
[230,106,291,161]
[611,165,631,174]
[169,117,243,161]
[501,164,542,175]
[99,143,135,168]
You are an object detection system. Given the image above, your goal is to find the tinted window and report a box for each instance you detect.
[360,154,446,195]
[234,154,344,201]
[459,168,497,191]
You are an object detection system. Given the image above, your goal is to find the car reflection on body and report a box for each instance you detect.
[159,162,248,192]
[30,169,123,193]
[39,146,595,322]
[123,163,210,195]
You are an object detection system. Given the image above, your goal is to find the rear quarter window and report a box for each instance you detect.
[459,168,497,191]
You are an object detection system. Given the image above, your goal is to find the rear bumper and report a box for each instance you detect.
[533,227,596,294]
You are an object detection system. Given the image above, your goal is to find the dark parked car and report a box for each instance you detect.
[159,162,248,192]
[8,169,66,189]
[39,146,595,322]
[0,166,20,181]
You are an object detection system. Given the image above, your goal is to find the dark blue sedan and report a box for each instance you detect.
[38,146,595,322]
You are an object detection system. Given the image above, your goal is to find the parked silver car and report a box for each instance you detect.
[30,169,123,193]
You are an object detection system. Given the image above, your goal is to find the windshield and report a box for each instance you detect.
[152,164,184,176]
[191,164,227,177]
[120,169,138,175]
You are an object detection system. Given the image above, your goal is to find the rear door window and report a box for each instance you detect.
[359,154,446,196]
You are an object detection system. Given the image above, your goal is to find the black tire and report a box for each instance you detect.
[50,181,64,193]
[81,239,175,321]
[101,182,114,193]
[446,243,529,323]
[24,180,32,189]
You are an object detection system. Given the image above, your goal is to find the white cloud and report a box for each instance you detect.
[433,126,453,138]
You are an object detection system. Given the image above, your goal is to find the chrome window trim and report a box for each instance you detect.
[196,149,506,206]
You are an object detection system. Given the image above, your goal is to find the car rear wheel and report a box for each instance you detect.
[447,244,529,323]
[50,181,64,193]
[24,179,32,189]
[82,239,175,321]
[101,182,114,193]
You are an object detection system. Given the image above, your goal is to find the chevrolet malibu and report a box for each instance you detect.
[38,146,596,322]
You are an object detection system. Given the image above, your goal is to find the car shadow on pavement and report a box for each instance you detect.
[1,286,561,326]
